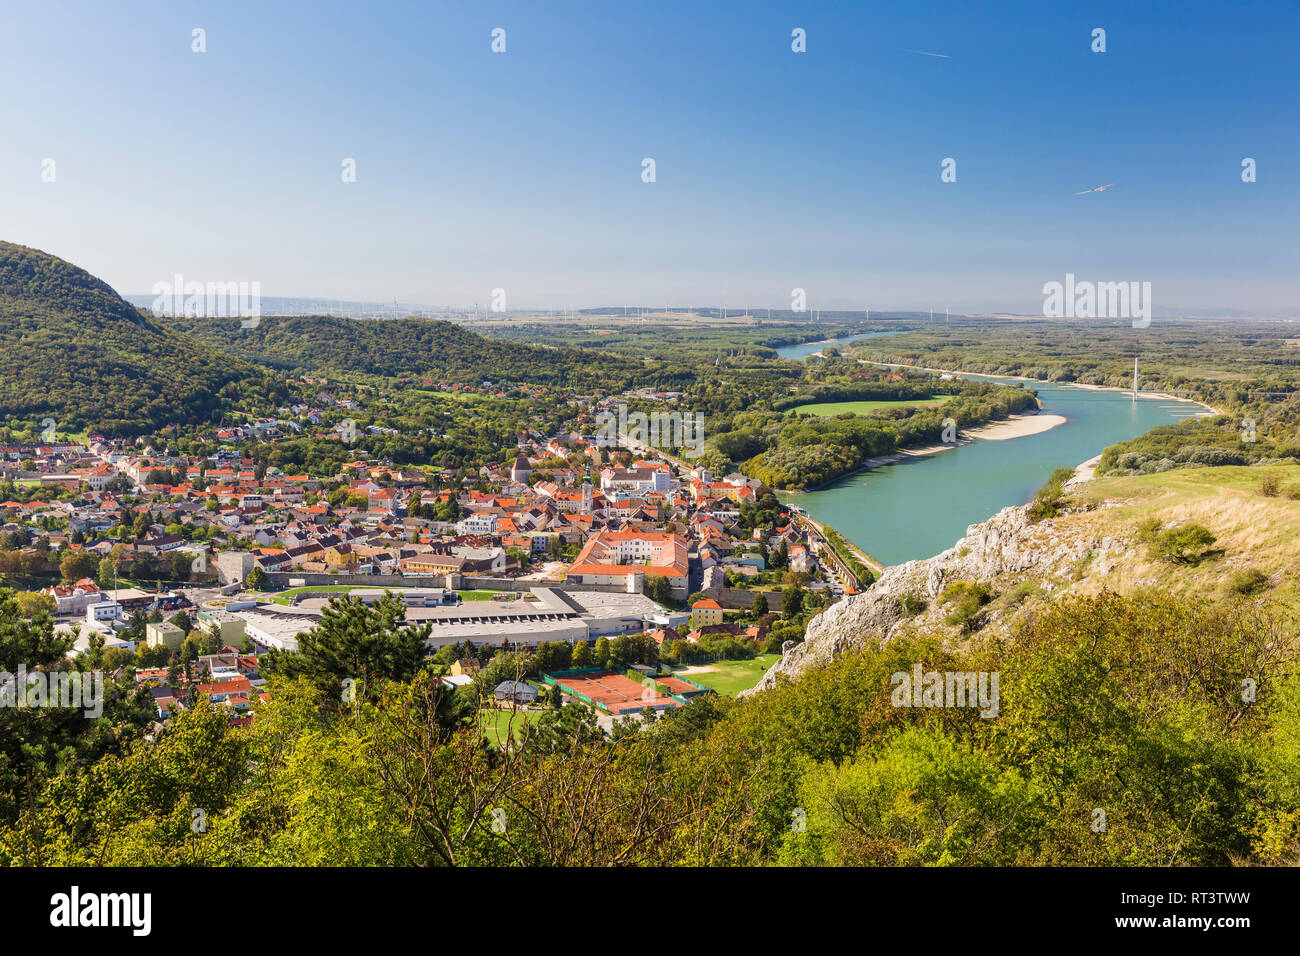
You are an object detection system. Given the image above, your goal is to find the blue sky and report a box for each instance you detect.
[2,0,1296,314]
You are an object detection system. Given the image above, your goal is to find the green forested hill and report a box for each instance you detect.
[0,241,284,435]
[163,313,645,389]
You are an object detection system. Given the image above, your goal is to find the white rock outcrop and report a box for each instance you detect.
[745,503,1124,694]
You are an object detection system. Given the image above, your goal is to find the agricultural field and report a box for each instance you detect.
[788,396,949,416]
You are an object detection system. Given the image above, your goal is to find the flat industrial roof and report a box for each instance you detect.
[232,586,674,650]
[233,607,315,651]
[420,618,589,647]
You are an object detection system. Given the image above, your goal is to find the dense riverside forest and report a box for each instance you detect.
[850,317,1300,478]
[854,317,1300,399]
[2,588,1295,866]
[714,381,1040,490]
[1097,415,1300,476]
[854,316,1300,427]
[464,311,913,362]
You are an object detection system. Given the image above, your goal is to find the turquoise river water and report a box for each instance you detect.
[773,338,1205,565]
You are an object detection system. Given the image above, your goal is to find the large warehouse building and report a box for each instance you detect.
[233,587,688,651]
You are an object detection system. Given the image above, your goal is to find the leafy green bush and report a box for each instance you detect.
[899,592,927,616]
[1136,516,1164,542]
[940,581,992,633]
[1147,523,1218,565]
[1027,467,1075,522]
[1227,568,1269,596]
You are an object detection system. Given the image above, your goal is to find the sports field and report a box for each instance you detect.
[654,673,710,697]
[268,585,507,605]
[546,670,679,715]
[675,654,780,696]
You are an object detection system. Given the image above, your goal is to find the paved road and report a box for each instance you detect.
[791,513,873,596]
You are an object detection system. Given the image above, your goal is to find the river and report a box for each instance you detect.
[771,329,904,361]
[772,343,1207,565]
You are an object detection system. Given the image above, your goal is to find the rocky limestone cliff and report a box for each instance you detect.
[745,500,1134,694]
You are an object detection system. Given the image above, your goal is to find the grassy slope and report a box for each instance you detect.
[852,463,1300,654]
[1063,464,1300,605]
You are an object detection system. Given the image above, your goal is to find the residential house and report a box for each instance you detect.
[689,597,724,630]
[493,680,539,705]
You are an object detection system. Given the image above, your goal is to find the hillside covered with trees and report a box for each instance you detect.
[0,242,285,435]
[1,586,1295,866]
[164,313,647,391]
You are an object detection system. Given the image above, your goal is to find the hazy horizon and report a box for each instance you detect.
[3,0,1296,314]
[116,290,1300,322]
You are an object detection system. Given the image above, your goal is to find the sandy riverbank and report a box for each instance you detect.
[1069,454,1103,484]
[965,412,1068,440]
[790,443,952,491]
[787,412,1064,496]
[1065,382,1219,414]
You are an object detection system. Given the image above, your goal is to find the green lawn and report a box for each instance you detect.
[480,707,545,745]
[267,585,509,605]
[789,396,949,416]
[267,584,358,605]
[277,585,357,597]
[674,654,779,696]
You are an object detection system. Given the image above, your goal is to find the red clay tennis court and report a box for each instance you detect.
[547,670,680,715]
[655,674,709,697]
